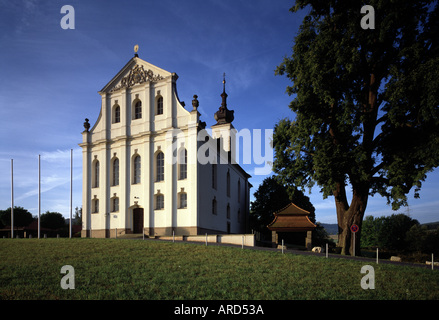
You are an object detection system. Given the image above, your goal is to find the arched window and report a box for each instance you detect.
[92,198,99,213]
[179,148,187,180]
[93,160,99,188]
[179,192,187,209]
[157,96,163,115]
[112,197,119,212]
[134,100,142,119]
[114,105,120,123]
[133,155,141,184]
[155,193,164,210]
[112,158,119,186]
[156,152,164,182]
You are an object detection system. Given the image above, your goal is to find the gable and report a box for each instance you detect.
[99,57,173,94]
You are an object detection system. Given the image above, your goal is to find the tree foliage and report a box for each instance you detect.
[274,0,439,254]
[40,211,65,230]
[362,214,439,255]
[0,207,34,228]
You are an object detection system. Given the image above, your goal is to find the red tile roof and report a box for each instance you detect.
[267,203,316,232]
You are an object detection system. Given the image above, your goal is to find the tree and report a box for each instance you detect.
[274,0,439,255]
[361,215,382,248]
[74,206,82,226]
[0,207,34,228]
[377,214,419,251]
[40,211,65,230]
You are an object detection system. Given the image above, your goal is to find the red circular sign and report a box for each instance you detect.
[351,224,359,233]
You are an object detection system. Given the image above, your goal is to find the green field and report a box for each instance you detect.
[1,238,438,300]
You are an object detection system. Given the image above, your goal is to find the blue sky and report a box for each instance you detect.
[0,0,438,224]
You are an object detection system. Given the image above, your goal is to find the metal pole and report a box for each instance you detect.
[115,228,117,239]
[38,155,41,239]
[433,253,434,271]
[69,149,73,238]
[242,235,244,249]
[376,248,379,264]
[205,233,208,246]
[282,239,284,254]
[353,233,356,257]
[326,243,328,258]
[11,159,14,239]
[173,230,175,243]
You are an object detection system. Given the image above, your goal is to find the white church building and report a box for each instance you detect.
[79,50,251,238]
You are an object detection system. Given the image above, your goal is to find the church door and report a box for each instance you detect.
[133,208,144,234]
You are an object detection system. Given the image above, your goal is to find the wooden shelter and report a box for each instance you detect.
[267,202,316,250]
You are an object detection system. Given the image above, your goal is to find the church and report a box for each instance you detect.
[79,48,251,238]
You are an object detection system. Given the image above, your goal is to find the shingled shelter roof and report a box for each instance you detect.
[267,202,316,232]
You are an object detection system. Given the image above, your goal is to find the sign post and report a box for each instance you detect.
[350,224,359,256]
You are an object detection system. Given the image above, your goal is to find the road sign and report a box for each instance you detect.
[351,224,359,233]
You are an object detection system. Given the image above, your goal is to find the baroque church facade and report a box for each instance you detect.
[80,51,251,238]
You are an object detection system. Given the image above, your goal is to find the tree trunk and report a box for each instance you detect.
[334,183,369,255]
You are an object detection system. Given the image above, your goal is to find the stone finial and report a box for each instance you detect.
[192,95,199,111]
[83,118,90,132]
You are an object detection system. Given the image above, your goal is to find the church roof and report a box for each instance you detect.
[267,203,316,232]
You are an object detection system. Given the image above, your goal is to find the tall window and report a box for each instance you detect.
[212,164,217,189]
[114,106,120,123]
[237,179,241,203]
[157,96,163,115]
[112,197,119,212]
[227,203,230,219]
[112,158,119,186]
[156,152,164,182]
[179,193,187,209]
[212,197,217,215]
[226,170,230,197]
[93,160,99,188]
[179,148,187,180]
[133,155,141,184]
[134,101,142,119]
[156,194,164,210]
[92,199,99,213]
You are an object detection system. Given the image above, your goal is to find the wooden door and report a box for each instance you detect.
[133,208,144,234]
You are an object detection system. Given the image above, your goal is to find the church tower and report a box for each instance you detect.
[211,74,236,160]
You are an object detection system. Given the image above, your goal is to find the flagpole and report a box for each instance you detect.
[38,155,41,239]
[69,149,73,238]
[11,159,14,239]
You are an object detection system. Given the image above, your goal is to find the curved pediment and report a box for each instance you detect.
[99,57,172,94]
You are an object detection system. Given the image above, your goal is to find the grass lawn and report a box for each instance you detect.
[1,238,438,300]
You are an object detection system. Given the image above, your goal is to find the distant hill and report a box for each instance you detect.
[421,221,439,230]
[319,221,439,235]
[319,223,338,235]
